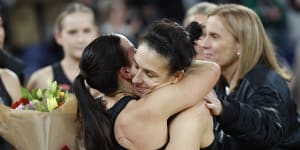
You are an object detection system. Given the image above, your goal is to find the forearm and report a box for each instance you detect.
[180,60,220,106]
[188,60,220,76]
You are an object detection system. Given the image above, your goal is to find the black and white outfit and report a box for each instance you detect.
[215,63,300,150]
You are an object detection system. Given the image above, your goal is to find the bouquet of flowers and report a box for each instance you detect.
[11,81,70,112]
[0,81,81,150]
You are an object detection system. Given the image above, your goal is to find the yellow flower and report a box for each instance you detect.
[36,89,44,99]
[47,97,58,112]
[59,92,65,98]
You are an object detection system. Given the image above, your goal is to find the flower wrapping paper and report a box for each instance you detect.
[0,97,84,150]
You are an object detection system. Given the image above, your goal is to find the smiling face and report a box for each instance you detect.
[131,42,175,96]
[200,15,240,69]
[55,12,98,60]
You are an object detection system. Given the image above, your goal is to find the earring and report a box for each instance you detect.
[237,50,240,56]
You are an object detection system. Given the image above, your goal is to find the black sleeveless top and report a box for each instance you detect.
[104,95,217,150]
[202,137,218,150]
[105,96,166,150]
[52,63,73,93]
[105,96,134,150]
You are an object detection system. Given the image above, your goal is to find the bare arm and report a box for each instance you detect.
[1,69,22,102]
[116,60,220,149]
[166,100,214,150]
[133,60,220,119]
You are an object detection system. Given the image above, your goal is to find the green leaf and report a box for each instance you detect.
[21,87,32,99]
[17,81,71,112]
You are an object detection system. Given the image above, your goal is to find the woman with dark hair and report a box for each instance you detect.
[74,20,220,150]
[74,33,135,150]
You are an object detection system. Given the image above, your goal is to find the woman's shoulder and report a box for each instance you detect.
[242,64,289,94]
[26,65,54,89]
[245,64,283,83]
[0,68,18,79]
[0,68,22,101]
[30,65,53,78]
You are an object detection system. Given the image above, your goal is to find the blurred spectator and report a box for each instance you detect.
[1,0,299,89]
[99,0,131,35]
[26,3,99,93]
[183,2,217,60]
[183,2,217,27]
[98,0,141,44]
[21,0,71,79]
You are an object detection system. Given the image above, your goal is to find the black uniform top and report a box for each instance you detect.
[105,95,218,150]
[52,63,73,93]
[105,96,135,150]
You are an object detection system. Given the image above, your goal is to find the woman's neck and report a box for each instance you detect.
[221,61,238,86]
[60,57,80,81]
[61,57,80,70]
[104,92,135,109]
[103,77,136,109]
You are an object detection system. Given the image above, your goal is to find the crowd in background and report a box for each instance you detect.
[0,0,299,149]
[0,0,299,110]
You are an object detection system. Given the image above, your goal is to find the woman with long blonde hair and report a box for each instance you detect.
[202,4,300,149]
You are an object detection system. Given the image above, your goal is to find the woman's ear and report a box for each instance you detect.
[120,67,132,80]
[54,31,63,46]
[172,70,184,84]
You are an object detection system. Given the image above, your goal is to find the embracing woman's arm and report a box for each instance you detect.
[142,60,220,118]
[115,60,220,149]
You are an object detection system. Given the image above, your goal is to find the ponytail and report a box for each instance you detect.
[73,75,114,150]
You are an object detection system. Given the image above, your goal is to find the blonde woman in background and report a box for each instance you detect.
[26,2,99,93]
[202,4,300,149]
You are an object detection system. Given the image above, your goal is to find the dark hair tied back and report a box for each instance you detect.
[186,21,202,44]
[80,70,87,79]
